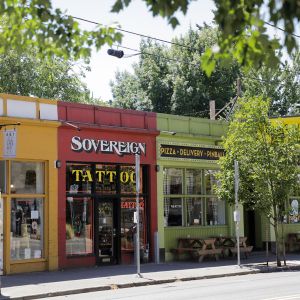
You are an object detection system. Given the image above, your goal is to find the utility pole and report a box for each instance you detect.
[234,160,241,267]
[209,100,216,120]
[135,154,142,278]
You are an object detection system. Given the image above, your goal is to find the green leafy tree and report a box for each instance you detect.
[0,48,104,104]
[1,1,299,75]
[216,96,300,266]
[110,70,152,111]
[243,52,300,116]
[111,27,240,117]
[112,0,300,75]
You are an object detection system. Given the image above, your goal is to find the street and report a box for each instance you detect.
[40,271,300,300]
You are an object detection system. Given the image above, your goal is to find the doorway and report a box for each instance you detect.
[244,209,258,249]
[96,200,120,264]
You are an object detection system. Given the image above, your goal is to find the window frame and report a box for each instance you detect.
[163,167,226,227]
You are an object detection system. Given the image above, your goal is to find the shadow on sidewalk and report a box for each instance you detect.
[1,252,299,288]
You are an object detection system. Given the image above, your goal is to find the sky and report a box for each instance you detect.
[51,0,216,101]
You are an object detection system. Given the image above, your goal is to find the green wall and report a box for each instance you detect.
[156,113,242,261]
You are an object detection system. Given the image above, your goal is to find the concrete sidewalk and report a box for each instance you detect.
[1,252,300,300]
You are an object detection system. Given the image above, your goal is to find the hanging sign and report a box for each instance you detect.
[3,129,17,158]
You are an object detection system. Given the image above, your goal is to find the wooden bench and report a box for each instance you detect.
[197,247,223,262]
[170,247,199,260]
[229,237,253,258]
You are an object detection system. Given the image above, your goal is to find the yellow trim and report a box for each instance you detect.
[0,117,60,128]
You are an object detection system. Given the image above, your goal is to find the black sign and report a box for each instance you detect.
[160,144,225,160]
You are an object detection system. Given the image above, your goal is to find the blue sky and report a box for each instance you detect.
[51,0,216,101]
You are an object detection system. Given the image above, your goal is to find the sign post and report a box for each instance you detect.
[135,154,142,278]
[234,160,241,267]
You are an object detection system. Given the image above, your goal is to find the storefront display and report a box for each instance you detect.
[58,101,158,268]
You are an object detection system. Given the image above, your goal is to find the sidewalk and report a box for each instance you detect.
[1,252,300,300]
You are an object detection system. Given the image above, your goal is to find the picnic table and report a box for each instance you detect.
[228,236,253,258]
[171,237,222,262]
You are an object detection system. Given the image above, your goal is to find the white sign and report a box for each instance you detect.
[71,136,146,156]
[3,129,17,157]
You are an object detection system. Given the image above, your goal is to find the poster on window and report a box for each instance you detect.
[3,129,17,158]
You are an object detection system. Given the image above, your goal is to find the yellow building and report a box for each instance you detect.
[0,94,59,274]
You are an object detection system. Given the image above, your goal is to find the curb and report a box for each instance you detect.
[3,265,300,300]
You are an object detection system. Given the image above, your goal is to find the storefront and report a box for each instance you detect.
[57,102,158,268]
[156,113,238,261]
[0,94,59,274]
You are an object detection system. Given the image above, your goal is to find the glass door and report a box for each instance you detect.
[97,201,117,264]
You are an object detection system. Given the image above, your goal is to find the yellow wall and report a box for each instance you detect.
[0,94,59,274]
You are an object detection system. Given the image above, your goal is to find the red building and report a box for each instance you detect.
[57,102,158,268]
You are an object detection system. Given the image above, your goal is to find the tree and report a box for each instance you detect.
[0,48,105,104]
[243,52,300,116]
[216,96,300,266]
[1,1,299,75]
[111,27,240,117]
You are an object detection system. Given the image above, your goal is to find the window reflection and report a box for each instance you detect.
[121,198,145,250]
[66,197,93,255]
[186,169,202,194]
[164,198,182,226]
[11,162,44,194]
[10,198,43,260]
[95,164,117,194]
[163,168,183,195]
[66,163,92,194]
[120,166,143,194]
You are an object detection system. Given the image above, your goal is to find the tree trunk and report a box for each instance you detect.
[273,218,281,267]
[281,221,286,266]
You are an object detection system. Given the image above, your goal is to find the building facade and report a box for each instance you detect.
[155,113,239,261]
[0,94,59,274]
[57,101,158,268]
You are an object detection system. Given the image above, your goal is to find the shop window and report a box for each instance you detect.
[10,198,44,260]
[0,161,6,193]
[205,170,219,195]
[11,162,44,194]
[163,168,225,227]
[289,198,300,224]
[187,198,203,226]
[66,197,93,255]
[66,164,92,194]
[121,198,145,250]
[95,164,117,194]
[163,168,183,195]
[120,166,143,194]
[164,198,183,226]
[206,198,225,226]
[186,169,202,194]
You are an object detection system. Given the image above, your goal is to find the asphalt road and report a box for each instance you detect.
[40,271,300,300]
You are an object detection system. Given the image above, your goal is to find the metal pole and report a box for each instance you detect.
[234,160,241,267]
[135,154,142,277]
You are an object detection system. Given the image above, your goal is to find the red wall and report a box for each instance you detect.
[57,102,158,268]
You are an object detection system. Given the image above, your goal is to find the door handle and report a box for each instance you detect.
[113,228,116,237]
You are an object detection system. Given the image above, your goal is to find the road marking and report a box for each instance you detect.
[262,294,300,300]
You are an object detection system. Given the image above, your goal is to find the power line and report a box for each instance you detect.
[71,15,198,52]
[113,44,200,68]
[264,21,300,39]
